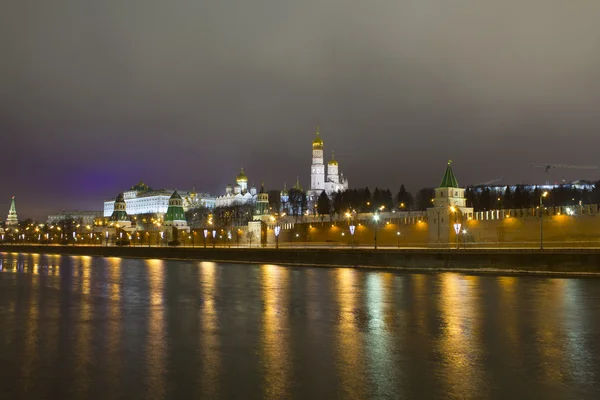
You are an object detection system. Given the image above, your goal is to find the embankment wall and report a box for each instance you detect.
[2,245,600,274]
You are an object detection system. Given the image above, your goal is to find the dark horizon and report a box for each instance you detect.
[2,1,600,220]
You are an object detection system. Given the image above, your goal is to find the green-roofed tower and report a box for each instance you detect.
[254,183,269,218]
[164,191,189,231]
[426,160,473,247]
[6,196,18,226]
[110,193,130,223]
[440,160,459,188]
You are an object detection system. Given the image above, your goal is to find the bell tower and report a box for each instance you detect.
[310,126,325,192]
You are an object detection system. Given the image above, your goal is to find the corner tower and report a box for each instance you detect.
[6,196,18,226]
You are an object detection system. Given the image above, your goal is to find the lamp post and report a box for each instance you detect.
[274,225,281,249]
[540,191,549,250]
[397,231,401,248]
[203,229,208,248]
[373,213,380,249]
[212,230,216,248]
[453,223,462,249]
[450,206,463,249]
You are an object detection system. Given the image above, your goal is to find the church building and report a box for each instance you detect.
[307,127,349,201]
[215,168,258,208]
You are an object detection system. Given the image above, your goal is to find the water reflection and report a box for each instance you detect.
[335,268,366,399]
[199,261,220,398]
[145,259,166,399]
[0,253,599,399]
[365,272,398,398]
[105,257,122,399]
[261,264,291,399]
[438,273,485,399]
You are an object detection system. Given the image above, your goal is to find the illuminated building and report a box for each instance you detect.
[47,211,102,226]
[215,168,258,208]
[308,127,349,199]
[5,196,18,226]
[103,181,215,217]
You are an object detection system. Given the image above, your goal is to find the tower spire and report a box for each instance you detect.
[6,196,18,226]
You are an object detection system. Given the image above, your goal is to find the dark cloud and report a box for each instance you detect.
[1,1,599,218]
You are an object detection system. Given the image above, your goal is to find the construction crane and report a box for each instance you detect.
[529,164,598,185]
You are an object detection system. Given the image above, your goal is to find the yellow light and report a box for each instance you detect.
[450,206,456,212]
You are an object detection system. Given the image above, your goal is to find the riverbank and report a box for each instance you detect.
[2,244,600,275]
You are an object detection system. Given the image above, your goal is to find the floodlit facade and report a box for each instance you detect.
[103,181,215,217]
[308,127,348,199]
[215,169,258,207]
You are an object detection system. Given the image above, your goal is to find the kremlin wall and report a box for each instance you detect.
[257,204,600,249]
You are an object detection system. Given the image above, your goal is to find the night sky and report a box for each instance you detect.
[2,1,600,219]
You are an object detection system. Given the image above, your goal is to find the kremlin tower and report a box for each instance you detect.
[6,196,18,226]
[308,127,348,201]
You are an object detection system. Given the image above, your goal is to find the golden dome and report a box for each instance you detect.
[328,151,338,166]
[236,168,248,182]
[312,126,323,149]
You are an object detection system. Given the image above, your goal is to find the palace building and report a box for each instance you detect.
[103,181,215,217]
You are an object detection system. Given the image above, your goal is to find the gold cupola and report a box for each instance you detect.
[236,168,248,183]
[328,151,338,166]
[312,126,323,149]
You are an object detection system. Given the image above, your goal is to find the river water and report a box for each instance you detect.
[0,252,599,399]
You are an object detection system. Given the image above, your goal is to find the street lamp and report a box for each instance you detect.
[396,231,401,248]
[453,223,462,249]
[212,230,216,248]
[274,225,281,249]
[540,191,549,250]
[373,213,380,249]
[203,229,208,248]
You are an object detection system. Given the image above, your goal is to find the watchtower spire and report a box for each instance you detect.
[6,196,18,226]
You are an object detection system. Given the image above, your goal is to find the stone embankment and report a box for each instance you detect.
[2,245,600,275]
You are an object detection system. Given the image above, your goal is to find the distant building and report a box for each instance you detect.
[103,181,215,217]
[470,181,596,194]
[215,169,258,208]
[5,196,18,226]
[47,211,102,226]
[308,127,348,198]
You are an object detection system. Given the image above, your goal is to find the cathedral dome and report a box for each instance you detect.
[328,151,338,166]
[236,168,248,183]
[312,127,323,149]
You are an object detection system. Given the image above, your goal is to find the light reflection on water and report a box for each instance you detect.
[0,252,599,399]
